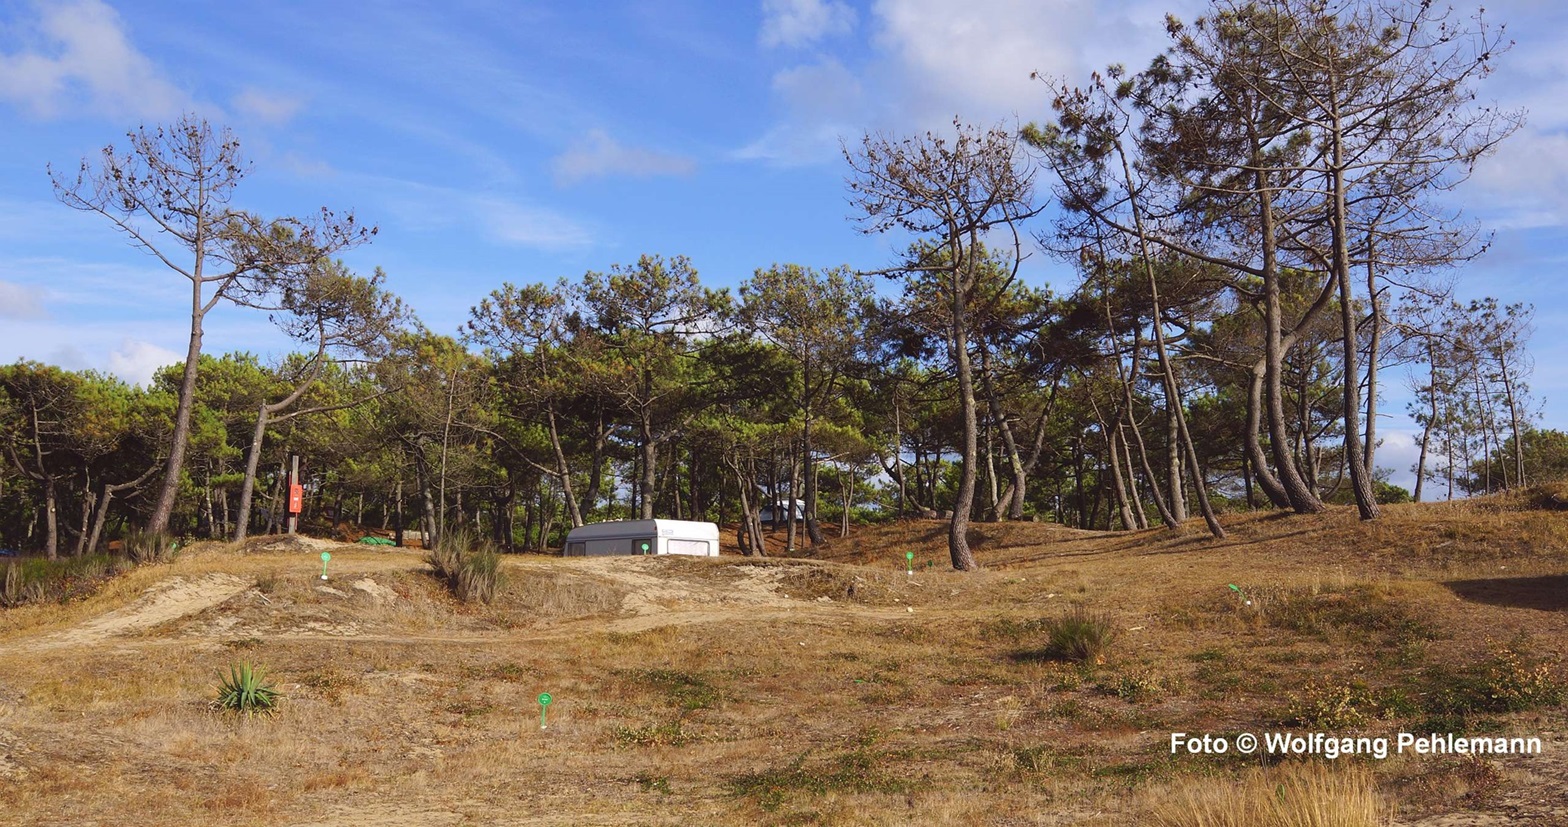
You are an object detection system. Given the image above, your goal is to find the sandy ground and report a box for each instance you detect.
[3,510,1567,825]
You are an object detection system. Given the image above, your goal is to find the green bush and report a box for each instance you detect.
[1426,647,1564,718]
[215,662,281,716]
[1,554,131,607]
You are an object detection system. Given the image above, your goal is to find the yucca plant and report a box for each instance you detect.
[216,662,281,716]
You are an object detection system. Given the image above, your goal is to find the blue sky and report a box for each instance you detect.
[1,0,1565,492]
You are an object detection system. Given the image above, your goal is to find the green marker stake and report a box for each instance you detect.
[905,551,914,576]
[538,692,553,730]
[1227,583,1252,606]
[320,551,331,580]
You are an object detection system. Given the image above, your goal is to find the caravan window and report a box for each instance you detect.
[566,541,585,556]
[668,539,709,556]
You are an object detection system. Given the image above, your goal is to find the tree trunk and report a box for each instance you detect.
[72,474,94,557]
[574,415,604,521]
[891,391,909,516]
[1245,359,1292,508]
[980,346,1027,522]
[803,413,824,545]
[946,240,981,571]
[1413,367,1436,504]
[1115,142,1223,538]
[1500,357,1526,489]
[147,278,207,535]
[1256,158,1324,514]
[982,418,1000,521]
[1363,247,1382,481]
[1120,427,1149,528]
[1330,119,1379,520]
[785,454,800,555]
[42,477,59,560]
[84,464,155,555]
[1107,427,1135,530]
[233,405,271,543]
[639,414,657,520]
[546,407,584,527]
[1166,394,1187,523]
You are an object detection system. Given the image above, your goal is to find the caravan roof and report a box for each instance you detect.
[564,519,720,542]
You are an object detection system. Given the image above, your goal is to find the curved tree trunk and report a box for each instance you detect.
[1245,360,1292,508]
[948,262,980,571]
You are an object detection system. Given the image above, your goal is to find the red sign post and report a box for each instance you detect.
[288,483,304,515]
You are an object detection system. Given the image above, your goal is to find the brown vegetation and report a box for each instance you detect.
[2,494,1566,825]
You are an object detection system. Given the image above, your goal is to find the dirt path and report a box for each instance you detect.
[14,573,252,651]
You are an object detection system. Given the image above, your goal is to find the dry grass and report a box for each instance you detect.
[1,498,1566,825]
[1144,762,1385,827]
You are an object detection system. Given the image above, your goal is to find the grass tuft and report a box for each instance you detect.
[427,526,503,603]
[1041,602,1116,664]
[125,528,178,565]
[1144,762,1385,827]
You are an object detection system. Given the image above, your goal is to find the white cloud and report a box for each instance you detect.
[870,0,1094,124]
[0,0,185,119]
[1372,428,1425,496]
[760,0,857,48]
[740,0,1193,166]
[551,129,697,187]
[48,344,90,371]
[232,87,303,125]
[473,196,594,250]
[0,281,47,319]
[1467,127,1568,231]
[107,338,181,387]
[735,58,865,165]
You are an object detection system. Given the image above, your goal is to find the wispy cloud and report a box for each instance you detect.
[474,196,594,250]
[232,87,304,125]
[0,280,47,319]
[0,0,185,119]
[356,174,594,251]
[551,130,697,187]
[760,0,858,49]
[735,58,865,166]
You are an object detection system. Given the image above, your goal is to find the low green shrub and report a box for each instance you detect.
[1425,647,1564,718]
[1,554,131,607]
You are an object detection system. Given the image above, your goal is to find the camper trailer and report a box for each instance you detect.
[562,519,720,557]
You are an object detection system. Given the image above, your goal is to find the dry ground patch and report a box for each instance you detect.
[2,493,1567,825]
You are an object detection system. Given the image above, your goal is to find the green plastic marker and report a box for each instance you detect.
[538,692,553,729]
[1227,583,1252,606]
[905,551,914,576]
[320,551,331,580]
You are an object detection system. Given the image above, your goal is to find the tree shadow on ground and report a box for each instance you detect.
[1443,575,1568,612]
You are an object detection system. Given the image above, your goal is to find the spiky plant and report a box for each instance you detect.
[216,662,281,716]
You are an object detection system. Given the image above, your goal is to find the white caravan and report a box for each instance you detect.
[562,519,720,557]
